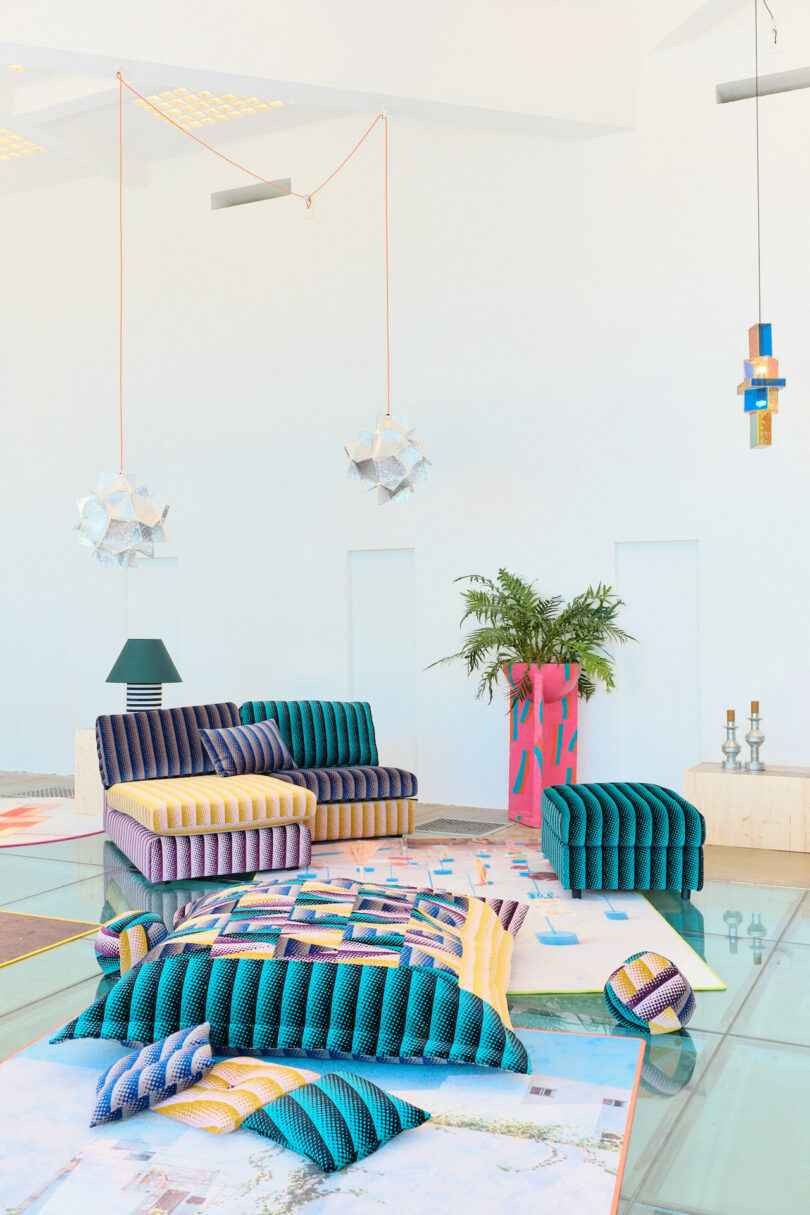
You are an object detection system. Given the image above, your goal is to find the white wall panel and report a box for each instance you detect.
[349,548,417,774]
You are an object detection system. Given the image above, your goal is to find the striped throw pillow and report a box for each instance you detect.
[199,719,298,778]
[90,1023,213,1126]
[243,1072,430,1172]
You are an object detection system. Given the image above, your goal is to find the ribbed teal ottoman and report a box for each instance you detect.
[540,783,705,900]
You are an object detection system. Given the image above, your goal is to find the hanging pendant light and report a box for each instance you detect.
[76,73,170,564]
[737,0,786,450]
[345,116,430,503]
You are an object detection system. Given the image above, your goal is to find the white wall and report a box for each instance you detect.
[2,10,810,804]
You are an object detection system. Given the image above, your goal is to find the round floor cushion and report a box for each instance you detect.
[604,950,695,1034]
[95,911,168,975]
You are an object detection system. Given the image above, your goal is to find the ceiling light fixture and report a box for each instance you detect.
[736,0,786,450]
[0,130,43,160]
[75,75,170,567]
[133,88,288,129]
[344,117,431,504]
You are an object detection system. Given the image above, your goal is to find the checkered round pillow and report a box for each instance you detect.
[604,951,695,1034]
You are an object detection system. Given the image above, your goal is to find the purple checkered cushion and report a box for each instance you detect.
[199,719,297,778]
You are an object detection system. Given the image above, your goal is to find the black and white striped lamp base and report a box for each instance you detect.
[125,683,163,712]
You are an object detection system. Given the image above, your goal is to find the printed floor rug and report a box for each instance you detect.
[0,1027,643,1215]
[0,909,99,967]
[259,838,725,995]
[0,798,103,848]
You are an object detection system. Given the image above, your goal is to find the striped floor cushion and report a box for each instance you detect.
[312,799,414,842]
[105,774,315,836]
[271,765,417,802]
[103,808,312,883]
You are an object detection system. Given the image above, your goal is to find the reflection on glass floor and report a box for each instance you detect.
[0,834,807,1215]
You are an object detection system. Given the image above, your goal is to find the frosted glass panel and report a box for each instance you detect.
[349,549,417,773]
[615,541,700,793]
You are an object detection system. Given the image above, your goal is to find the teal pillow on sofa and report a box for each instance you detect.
[243,1072,430,1172]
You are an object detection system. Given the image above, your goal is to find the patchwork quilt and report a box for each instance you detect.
[53,877,529,1073]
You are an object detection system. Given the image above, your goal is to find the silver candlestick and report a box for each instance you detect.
[745,701,765,773]
[721,712,742,771]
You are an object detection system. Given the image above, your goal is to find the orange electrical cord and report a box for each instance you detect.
[118,72,124,470]
[115,73,392,427]
[383,115,390,415]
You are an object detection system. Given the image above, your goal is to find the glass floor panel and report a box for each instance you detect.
[0,841,805,1215]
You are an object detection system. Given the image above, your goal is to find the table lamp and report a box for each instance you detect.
[106,638,182,712]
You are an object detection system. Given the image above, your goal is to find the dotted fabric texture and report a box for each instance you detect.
[94,911,168,976]
[199,719,298,778]
[243,1071,430,1172]
[89,1022,213,1126]
[269,764,416,802]
[103,810,311,883]
[153,1059,318,1133]
[604,951,696,1034]
[239,701,379,769]
[51,875,528,1074]
[96,703,241,788]
[541,782,705,892]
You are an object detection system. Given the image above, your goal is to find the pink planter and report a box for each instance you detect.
[505,662,580,829]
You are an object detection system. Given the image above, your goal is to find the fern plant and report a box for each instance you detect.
[429,569,634,703]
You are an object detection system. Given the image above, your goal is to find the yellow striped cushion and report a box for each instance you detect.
[153,1059,318,1132]
[106,774,316,837]
[311,799,414,842]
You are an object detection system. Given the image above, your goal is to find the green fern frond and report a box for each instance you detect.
[428,569,635,703]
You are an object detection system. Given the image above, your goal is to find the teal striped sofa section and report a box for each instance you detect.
[541,782,705,899]
[239,700,378,768]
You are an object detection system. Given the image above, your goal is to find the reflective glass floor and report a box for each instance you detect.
[1,832,808,1215]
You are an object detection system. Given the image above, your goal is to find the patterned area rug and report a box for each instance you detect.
[0,910,99,967]
[0,1027,643,1215]
[258,838,725,995]
[0,799,103,848]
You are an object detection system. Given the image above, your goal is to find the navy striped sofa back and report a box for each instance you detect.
[239,700,378,769]
[96,702,240,788]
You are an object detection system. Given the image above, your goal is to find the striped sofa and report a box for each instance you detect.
[239,700,417,842]
[98,703,314,882]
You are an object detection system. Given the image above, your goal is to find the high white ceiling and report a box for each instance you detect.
[0,0,802,197]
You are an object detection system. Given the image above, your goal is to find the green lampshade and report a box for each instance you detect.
[106,638,182,685]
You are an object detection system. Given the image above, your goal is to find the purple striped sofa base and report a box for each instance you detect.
[103,804,311,882]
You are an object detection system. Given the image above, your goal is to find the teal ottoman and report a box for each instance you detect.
[540,783,705,900]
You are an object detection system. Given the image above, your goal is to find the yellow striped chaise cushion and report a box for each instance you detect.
[311,798,414,842]
[105,774,316,837]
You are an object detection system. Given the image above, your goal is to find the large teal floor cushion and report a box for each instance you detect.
[239,701,378,768]
[541,783,705,894]
[243,1072,430,1172]
[52,875,528,1074]
[270,765,416,802]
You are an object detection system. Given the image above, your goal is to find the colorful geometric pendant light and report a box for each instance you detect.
[737,322,785,450]
[76,74,170,564]
[739,0,785,450]
[344,117,430,503]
